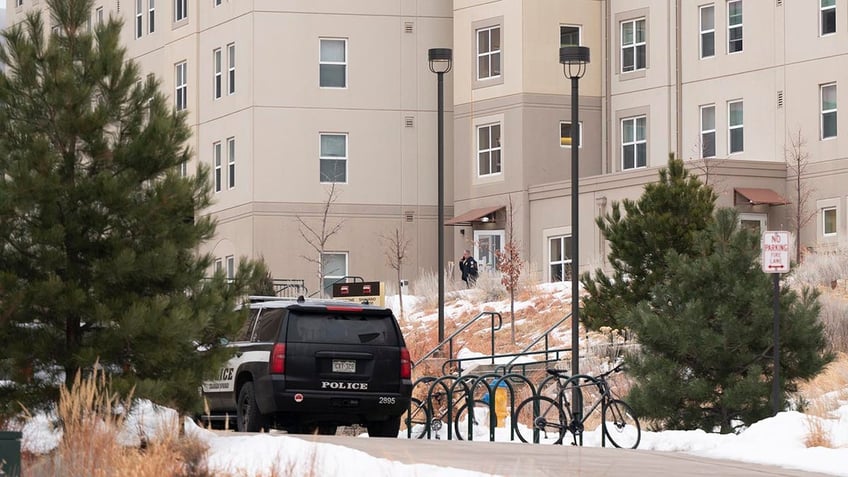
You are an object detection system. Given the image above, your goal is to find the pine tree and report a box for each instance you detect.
[0,0,264,417]
[624,208,832,432]
[581,155,717,331]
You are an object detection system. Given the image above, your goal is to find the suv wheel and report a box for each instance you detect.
[237,382,267,432]
[366,416,401,438]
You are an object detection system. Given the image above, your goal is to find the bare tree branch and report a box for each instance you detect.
[296,183,345,295]
[380,227,412,319]
[785,129,816,263]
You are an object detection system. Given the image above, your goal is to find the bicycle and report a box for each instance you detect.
[404,378,474,439]
[512,364,641,448]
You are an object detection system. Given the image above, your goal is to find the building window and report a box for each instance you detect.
[214,258,223,273]
[213,48,222,99]
[621,116,647,170]
[321,253,348,296]
[213,141,222,193]
[226,255,235,280]
[728,100,743,153]
[319,133,347,183]
[821,83,837,139]
[16,0,23,7]
[700,5,715,58]
[227,137,236,189]
[175,61,187,111]
[821,0,836,36]
[823,207,837,236]
[215,0,222,6]
[135,0,143,38]
[700,105,716,158]
[175,0,188,22]
[474,230,505,270]
[728,0,743,53]
[476,26,501,80]
[560,25,581,46]
[477,123,502,176]
[319,38,347,88]
[96,7,104,24]
[227,43,236,95]
[179,161,187,177]
[560,121,582,148]
[148,0,156,33]
[621,18,646,73]
[549,236,573,282]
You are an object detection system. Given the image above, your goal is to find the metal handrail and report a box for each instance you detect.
[443,347,570,376]
[493,311,573,374]
[412,311,503,369]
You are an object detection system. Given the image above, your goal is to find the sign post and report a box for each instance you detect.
[762,231,790,416]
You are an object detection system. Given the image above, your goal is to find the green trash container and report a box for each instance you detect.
[0,431,22,477]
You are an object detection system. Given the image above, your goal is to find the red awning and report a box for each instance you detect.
[734,188,790,206]
[444,205,504,226]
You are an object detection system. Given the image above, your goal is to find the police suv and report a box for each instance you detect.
[201,296,412,437]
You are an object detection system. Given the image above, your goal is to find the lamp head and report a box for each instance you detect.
[559,46,590,79]
[429,48,453,74]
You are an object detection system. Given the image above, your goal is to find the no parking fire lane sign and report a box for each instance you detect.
[762,231,790,274]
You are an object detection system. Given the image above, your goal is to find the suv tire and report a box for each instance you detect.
[366,416,401,438]
[237,382,267,432]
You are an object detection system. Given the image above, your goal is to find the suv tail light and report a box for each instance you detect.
[400,347,411,379]
[269,343,286,374]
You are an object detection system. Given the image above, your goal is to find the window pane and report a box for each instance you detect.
[703,132,716,158]
[491,27,500,50]
[492,149,501,173]
[636,45,646,69]
[823,10,836,34]
[479,152,490,176]
[320,134,346,157]
[320,40,345,62]
[560,26,580,47]
[636,143,647,167]
[822,0,836,7]
[824,208,837,234]
[320,159,346,183]
[319,64,346,88]
[636,117,646,140]
[702,106,715,130]
[478,29,489,53]
[623,120,634,143]
[550,238,562,262]
[823,111,837,138]
[729,102,743,126]
[478,126,490,148]
[551,264,563,282]
[729,2,742,25]
[730,128,744,153]
[623,145,634,169]
[823,85,837,110]
[478,55,490,79]
[635,19,646,42]
[491,52,501,76]
[702,31,715,57]
[622,22,633,45]
[701,6,714,30]
[564,237,572,260]
[491,124,501,145]
[622,48,634,72]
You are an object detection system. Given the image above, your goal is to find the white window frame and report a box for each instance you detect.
[727,0,743,54]
[135,0,143,39]
[96,7,104,24]
[728,100,744,154]
[213,48,222,100]
[321,252,349,296]
[700,5,715,59]
[477,122,502,177]
[214,258,223,273]
[213,141,222,193]
[175,61,187,111]
[473,230,505,271]
[700,104,716,158]
[175,0,188,22]
[319,38,347,89]
[148,0,155,33]
[620,18,646,73]
[319,133,348,184]
[226,255,235,280]
[16,0,23,8]
[548,235,573,282]
[821,0,836,36]
[621,116,647,170]
[476,25,502,80]
[215,0,223,6]
[821,83,837,140]
[823,206,837,236]
[227,137,236,189]
[738,213,767,237]
[560,24,581,47]
[560,121,583,149]
[227,43,236,95]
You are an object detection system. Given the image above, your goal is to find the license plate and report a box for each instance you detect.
[332,360,356,373]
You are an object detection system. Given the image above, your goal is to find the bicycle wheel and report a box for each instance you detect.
[453,399,493,441]
[513,396,566,444]
[602,399,641,449]
[403,397,431,439]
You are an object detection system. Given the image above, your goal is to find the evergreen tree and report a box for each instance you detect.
[0,0,264,417]
[625,208,832,433]
[581,155,717,331]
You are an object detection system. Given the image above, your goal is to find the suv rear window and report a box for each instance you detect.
[287,312,398,346]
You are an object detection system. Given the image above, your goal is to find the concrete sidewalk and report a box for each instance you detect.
[290,435,834,477]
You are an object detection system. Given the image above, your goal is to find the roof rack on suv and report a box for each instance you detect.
[247,295,299,304]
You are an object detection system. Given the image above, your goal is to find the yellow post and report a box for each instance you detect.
[494,382,508,427]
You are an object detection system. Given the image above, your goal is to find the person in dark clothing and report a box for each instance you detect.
[458,249,479,287]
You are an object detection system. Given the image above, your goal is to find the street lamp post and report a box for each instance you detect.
[429,48,452,348]
[560,45,589,435]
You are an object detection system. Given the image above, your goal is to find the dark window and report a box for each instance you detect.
[287,313,398,346]
[253,309,285,342]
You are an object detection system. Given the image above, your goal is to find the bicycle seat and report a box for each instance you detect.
[546,368,569,378]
